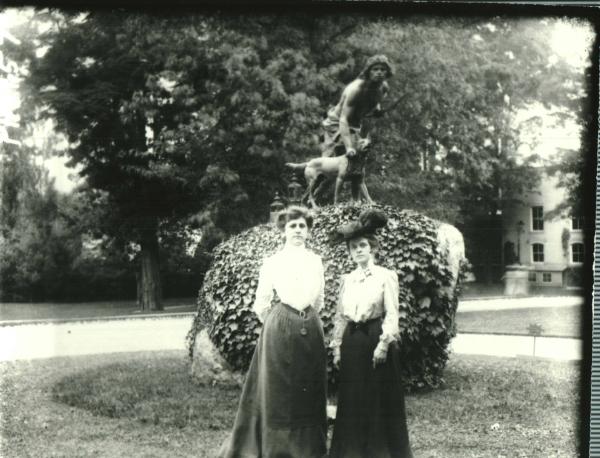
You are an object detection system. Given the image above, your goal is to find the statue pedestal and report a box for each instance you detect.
[503,264,530,296]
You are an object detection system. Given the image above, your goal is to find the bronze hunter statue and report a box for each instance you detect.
[286,54,393,207]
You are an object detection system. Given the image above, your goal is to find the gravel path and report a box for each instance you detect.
[458,295,584,312]
[0,312,582,362]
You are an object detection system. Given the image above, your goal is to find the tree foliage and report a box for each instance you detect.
[545,60,596,222]
[0,143,206,301]
[24,13,586,225]
[0,144,82,301]
[15,11,589,304]
[344,17,589,222]
[187,203,466,390]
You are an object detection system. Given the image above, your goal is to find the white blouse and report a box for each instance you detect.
[330,260,401,354]
[253,245,325,322]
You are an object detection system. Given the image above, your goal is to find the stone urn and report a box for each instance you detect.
[503,264,531,296]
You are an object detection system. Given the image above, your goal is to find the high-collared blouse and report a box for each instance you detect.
[253,245,325,322]
[330,260,401,353]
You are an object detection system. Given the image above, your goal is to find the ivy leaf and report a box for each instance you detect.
[419,297,431,309]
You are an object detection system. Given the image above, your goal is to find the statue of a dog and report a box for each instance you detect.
[285,137,374,208]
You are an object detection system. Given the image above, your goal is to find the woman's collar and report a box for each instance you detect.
[359,259,376,272]
[282,243,307,253]
[353,259,376,278]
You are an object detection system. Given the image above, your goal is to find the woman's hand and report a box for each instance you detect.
[372,347,387,368]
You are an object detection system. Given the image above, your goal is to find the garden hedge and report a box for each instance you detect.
[187,203,468,390]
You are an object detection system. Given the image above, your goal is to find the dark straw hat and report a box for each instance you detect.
[330,209,388,244]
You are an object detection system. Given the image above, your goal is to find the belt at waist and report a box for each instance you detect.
[277,301,313,318]
[347,316,382,334]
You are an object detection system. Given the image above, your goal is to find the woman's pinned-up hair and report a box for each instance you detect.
[276,205,314,231]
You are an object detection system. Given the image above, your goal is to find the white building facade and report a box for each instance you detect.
[501,169,585,288]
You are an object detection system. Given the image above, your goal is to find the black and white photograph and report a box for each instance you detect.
[0,3,596,457]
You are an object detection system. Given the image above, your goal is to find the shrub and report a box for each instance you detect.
[564,266,583,288]
[187,202,465,390]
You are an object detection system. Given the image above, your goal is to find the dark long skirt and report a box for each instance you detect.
[218,302,328,458]
[329,319,413,458]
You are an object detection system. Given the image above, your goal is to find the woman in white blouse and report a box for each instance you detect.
[329,209,413,458]
[219,206,327,458]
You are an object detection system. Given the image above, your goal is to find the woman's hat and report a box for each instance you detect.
[330,209,388,244]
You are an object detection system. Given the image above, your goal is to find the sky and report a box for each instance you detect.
[0,11,595,193]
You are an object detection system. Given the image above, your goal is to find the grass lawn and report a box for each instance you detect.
[0,350,582,457]
[0,297,196,322]
[456,305,583,338]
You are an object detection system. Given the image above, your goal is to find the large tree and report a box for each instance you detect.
[17,12,344,309]
[17,13,237,309]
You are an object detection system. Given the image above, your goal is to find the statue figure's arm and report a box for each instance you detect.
[338,80,361,155]
[373,81,389,117]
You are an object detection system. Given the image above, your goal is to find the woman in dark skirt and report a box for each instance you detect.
[219,205,328,458]
[329,209,413,458]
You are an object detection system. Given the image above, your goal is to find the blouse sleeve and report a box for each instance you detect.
[330,275,349,352]
[376,269,401,353]
[253,257,274,323]
[313,256,325,312]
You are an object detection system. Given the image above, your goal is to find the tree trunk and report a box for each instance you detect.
[137,226,163,311]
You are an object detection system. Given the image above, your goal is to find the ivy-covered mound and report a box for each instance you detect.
[187,203,467,390]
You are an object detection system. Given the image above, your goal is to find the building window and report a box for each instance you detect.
[531,206,544,231]
[542,272,552,283]
[528,272,537,282]
[571,216,584,231]
[532,243,544,263]
[572,243,584,263]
